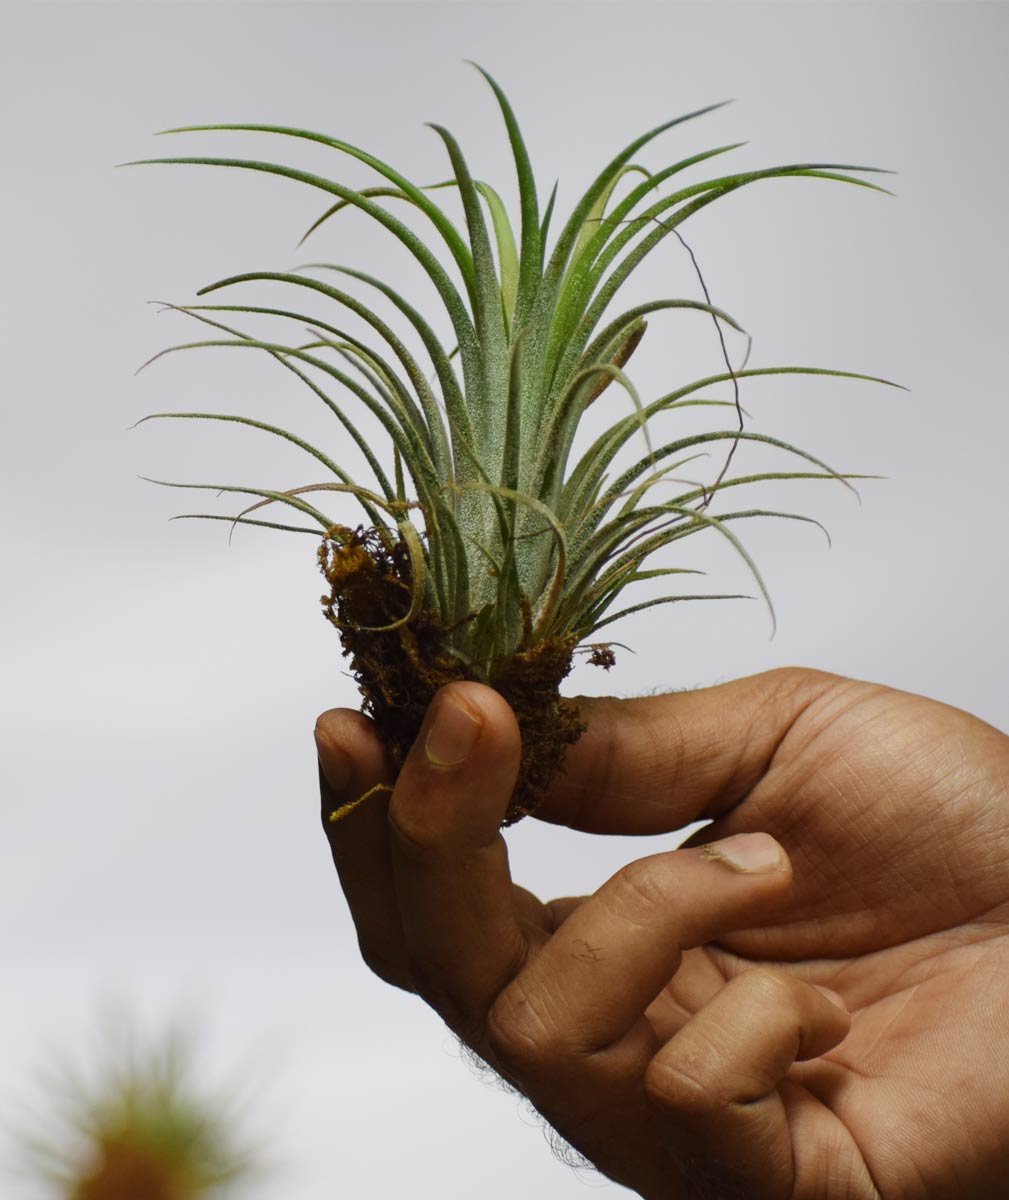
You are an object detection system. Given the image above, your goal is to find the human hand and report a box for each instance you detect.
[315,668,1009,1198]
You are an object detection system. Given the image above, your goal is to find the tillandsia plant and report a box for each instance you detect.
[15,1028,254,1200]
[128,64,897,823]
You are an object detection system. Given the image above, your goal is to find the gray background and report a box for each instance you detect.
[2,2,1007,1196]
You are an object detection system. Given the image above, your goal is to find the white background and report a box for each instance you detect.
[2,2,1007,1196]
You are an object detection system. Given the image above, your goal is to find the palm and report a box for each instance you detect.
[546,679,1009,1196]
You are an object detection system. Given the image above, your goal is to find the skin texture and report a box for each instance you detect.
[315,667,1009,1199]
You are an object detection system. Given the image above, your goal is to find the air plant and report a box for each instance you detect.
[14,1027,254,1200]
[128,64,895,823]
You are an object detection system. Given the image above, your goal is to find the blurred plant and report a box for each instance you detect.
[13,1024,255,1200]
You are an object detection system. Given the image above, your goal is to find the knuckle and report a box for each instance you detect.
[644,1053,727,1117]
[388,803,441,853]
[402,961,484,1046]
[612,855,674,914]
[764,664,834,696]
[486,984,559,1068]
[359,944,414,993]
[740,966,799,1008]
[761,665,862,725]
[405,958,457,1012]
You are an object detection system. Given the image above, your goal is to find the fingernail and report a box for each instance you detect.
[813,984,848,1011]
[425,694,482,768]
[698,832,785,874]
[315,731,352,794]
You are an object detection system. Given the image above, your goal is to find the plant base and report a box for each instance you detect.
[71,1139,192,1200]
[319,529,585,824]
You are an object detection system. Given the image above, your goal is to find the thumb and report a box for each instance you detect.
[537,667,840,835]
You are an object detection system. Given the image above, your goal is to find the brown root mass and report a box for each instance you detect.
[319,527,585,824]
[71,1139,191,1200]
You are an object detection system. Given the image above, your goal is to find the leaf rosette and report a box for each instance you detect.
[127,65,899,821]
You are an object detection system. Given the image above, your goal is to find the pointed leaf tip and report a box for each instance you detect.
[464,61,504,92]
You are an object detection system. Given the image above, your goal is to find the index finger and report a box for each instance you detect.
[492,832,793,1056]
[387,682,539,1042]
[538,667,840,834]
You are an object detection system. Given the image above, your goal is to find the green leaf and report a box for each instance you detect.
[136,410,348,480]
[586,592,750,636]
[171,513,323,537]
[297,185,414,246]
[149,302,399,503]
[592,429,850,539]
[138,335,441,501]
[542,102,733,299]
[520,102,734,433]
[562,365,902,530]
[141,477,339,529]
[548,143,746,378]
[566,500,778,636]
[575,507,829,627]
[568,164,893,380]
[196,271,447,461]
[569,162,653,284]
[453,481,568,641]
[473,179,520,330]
[539,180,559,263]
[151,123,476,292]
[125,153,481,389]
[536,298,746,504]
[467,63,542,330]
[426,122,510,453]
[290,264,484,482]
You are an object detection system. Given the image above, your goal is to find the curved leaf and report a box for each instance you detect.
[152,123,476,291]
[125,153,480,379]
